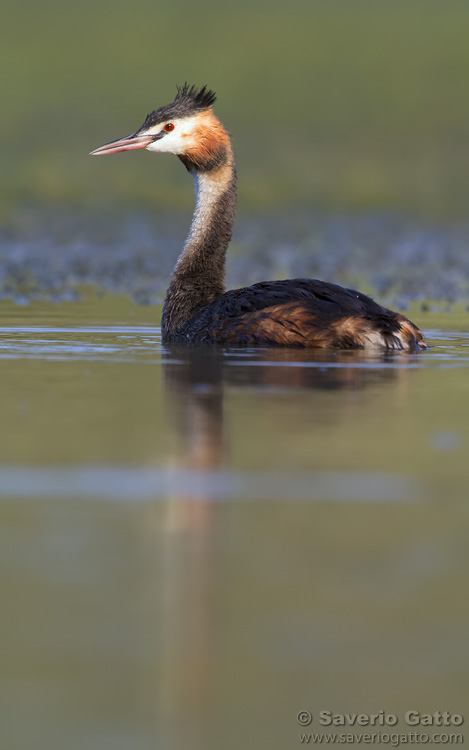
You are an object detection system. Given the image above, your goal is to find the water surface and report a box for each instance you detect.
[1,299,468,749]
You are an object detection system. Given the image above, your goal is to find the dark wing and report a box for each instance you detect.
[184,279,426,350]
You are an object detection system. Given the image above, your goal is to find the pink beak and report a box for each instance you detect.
[90,133,154,156]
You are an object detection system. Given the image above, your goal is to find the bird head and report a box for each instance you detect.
[90,84,230,172]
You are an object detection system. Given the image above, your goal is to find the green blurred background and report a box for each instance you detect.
[2,0,469,219]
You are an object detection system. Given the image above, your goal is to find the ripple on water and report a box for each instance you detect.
[0,325,161,361]
[0,467,422,502]
[0,326,468,366]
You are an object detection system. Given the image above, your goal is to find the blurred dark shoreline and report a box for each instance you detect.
[1,207,468,309]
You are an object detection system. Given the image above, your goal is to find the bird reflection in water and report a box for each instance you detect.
[162,345,410,474]
[148,345,414,748]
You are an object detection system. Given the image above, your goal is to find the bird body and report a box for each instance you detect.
[172,279,424,349]
[91,85,426,351]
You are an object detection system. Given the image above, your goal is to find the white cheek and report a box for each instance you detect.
[146,132,183,153]
[145,118,198,154]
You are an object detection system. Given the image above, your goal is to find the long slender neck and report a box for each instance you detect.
[162,150,236,340]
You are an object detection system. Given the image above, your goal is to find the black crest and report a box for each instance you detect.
[175,83,217,111]
[138,84,217,132]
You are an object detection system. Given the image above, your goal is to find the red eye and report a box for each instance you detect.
[164,123,175,132]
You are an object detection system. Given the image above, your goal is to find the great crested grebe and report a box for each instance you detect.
[91,84,426,350]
